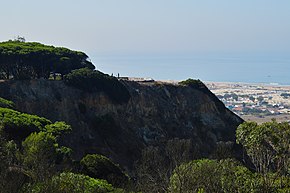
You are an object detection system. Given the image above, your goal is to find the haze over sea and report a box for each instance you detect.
[92,53,290,85]
[2,1,289,85]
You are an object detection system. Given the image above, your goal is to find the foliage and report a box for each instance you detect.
[135,139,197,193]
[43,121,72,136]
[0,137,27,193]
[236,121,290,173]
[219,160,262,193]
[135,146,170,193]
[211,141,235,160]
[0,102,75,192]
[0,97,15,109]
[22,132,58,162]
[24,172,125,193]
[80,154,129,188]
[0,83,288,192]
[0,107,51,141]
[0,104,91,192]
[169,159,261,193]
[21,132,60,181]
[236,120,290,191]
[0,40,94,80]
[178,78,205,88]
[64,68,131,103]
[0,106,71,142]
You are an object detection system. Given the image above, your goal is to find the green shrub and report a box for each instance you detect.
[178,78,205,88]
[21,131,73,182]
[25,172,125,193]
[80,154,129,188]
[0,97,15,109]
[169,159,260,193]
[236,121,290,191]
[64,68,130,104]
[0,40,95,80]
[22,132,58,170]
[0,107,51,141]
[43,121,72,136]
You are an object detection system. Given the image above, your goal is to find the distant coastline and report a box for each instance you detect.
[204,81,290,87]
[93,53,290,85]
[125,78,290,88]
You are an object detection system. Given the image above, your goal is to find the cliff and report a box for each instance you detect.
[0,79,243,170]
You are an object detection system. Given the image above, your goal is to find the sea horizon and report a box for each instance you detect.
[91,53,290,85]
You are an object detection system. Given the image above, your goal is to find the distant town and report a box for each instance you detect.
[206,82,290,123]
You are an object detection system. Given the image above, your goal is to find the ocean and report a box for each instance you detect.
[91,53,290,85]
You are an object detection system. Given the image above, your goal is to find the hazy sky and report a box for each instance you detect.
[1,0,290,55]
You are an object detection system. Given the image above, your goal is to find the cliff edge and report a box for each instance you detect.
[0,79,243,170]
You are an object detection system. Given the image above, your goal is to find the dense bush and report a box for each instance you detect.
[169,159,260,193]
[0,107,51,141]
[0,40,94,80]
[167,121,290,193]
[178,78,205,89]
[0,97,15,109]
[0,101,127,193]
[0,105,76,192]
[44,121,72,136]
[25,172,125,193]
[0,83,288,192]
[64,68,131,103]
[0,138,26,193]
[22,132,60,181]
[80,154,129,188]
[236,120,290,191]
[0,106,73,142]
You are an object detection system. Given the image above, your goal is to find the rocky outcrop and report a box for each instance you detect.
[0,79,243,170]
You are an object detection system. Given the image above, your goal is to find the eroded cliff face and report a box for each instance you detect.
[0,80,243,170]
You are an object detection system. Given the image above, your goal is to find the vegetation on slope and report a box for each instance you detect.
[0,107,51,141]
[169,159,258,192]
[80,154,129,188]
[0,97,127,193]
[178,78,205,89]
[0,40,131,104]
[0,40,94,80]
[0,70,288,192]
[134,120,290,193]
[0,96,289,192]
[0,97,15,109]
[25,172,125,193]
[64,68,131,103]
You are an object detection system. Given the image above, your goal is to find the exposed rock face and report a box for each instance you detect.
[0,80,243,170]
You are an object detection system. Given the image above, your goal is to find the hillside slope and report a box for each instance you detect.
[0,79,243,170]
